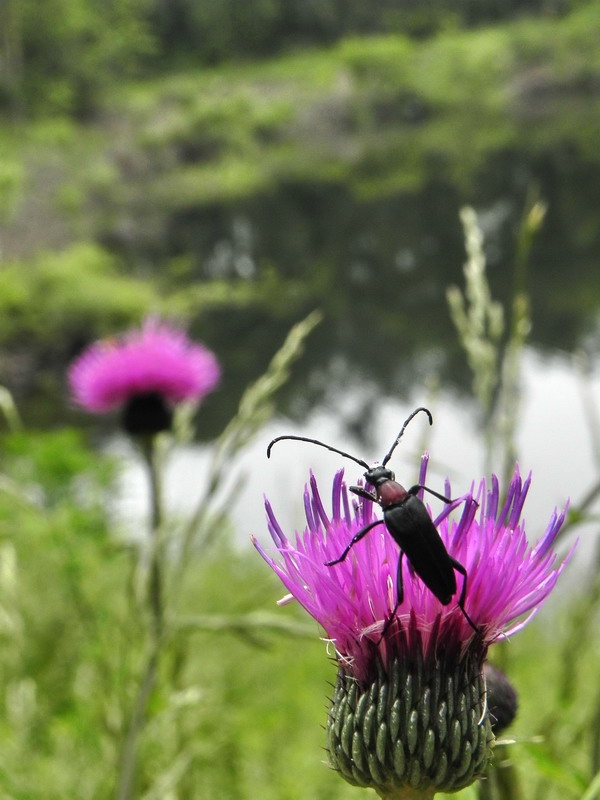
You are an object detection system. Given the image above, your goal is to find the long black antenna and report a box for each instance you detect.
[267,435,369,469]
[381,406,433,467]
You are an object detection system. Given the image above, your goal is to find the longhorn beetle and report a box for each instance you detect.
[267,407,478,635]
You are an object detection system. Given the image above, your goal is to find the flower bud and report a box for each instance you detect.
[327,652,494,795]
[484,663,518,735]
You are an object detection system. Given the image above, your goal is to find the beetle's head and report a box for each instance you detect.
[364,464,394,487]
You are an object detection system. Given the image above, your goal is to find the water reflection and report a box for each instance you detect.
[16,139,600,446]
[176,147,600,440]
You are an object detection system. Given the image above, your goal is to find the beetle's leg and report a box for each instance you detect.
[450,557,479,634]
[349,485,378,503]
[409,486,480,515]
[377,551,405,645]
[407,483,452,504]
[396,549,405,606]
[324,519,384,566]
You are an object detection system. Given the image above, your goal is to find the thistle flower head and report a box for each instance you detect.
[254,455,573,796]
[68,319,220,434]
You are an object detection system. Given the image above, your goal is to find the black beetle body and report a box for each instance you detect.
[267,407,478,634]
[364,466,458,604]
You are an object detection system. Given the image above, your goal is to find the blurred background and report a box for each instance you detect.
[1,1,600,798]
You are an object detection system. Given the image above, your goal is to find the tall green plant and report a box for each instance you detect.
[447,199,543,481]
[110,311,321,798]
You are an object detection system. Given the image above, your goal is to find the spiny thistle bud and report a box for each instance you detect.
[327,651,493,796]
[254,455,574,797]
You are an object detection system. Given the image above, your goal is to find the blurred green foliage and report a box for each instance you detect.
[4,2,595,261]
[2,0,597,119]
[0,243,157,347]
[0,0,153,117]
[1,0,599,451]
[0,423,597,799]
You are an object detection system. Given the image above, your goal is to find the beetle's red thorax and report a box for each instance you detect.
[377,480,408,507]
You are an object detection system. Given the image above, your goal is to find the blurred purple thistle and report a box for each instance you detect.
[68,319,220,796]
[68,319,220,435]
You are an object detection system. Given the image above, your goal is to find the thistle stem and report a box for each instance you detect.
[145,436,164,638]
[115,435,165,800]
[376,789,436,800]
[115,646,160,800]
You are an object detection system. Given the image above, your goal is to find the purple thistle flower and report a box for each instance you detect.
[253,455,574,796]
[69,319,220,435]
